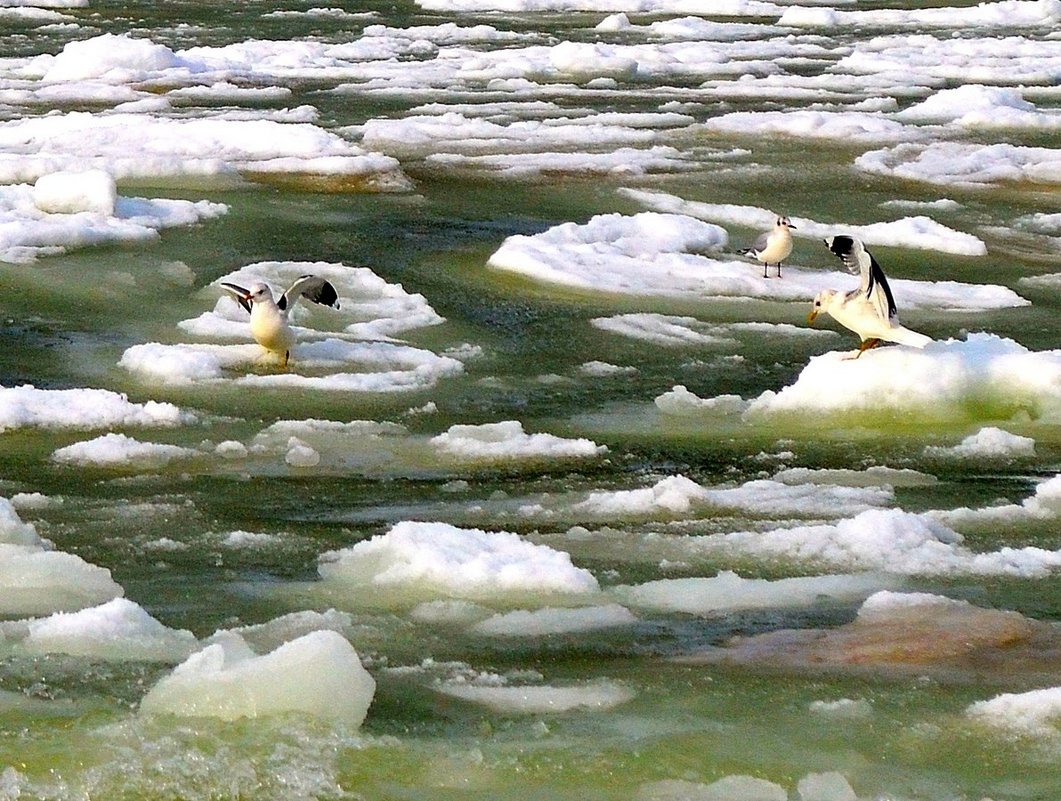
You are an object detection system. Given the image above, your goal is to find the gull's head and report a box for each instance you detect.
[807,289,837,324]
[776,215,795,230]
[248,283,273,304]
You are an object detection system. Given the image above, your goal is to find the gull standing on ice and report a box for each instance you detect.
[739,215,795,278]
[221,275,340,367]
[808,235,931,358]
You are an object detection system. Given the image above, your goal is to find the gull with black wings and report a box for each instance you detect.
[221,275,340,367]
[808,235,931,357]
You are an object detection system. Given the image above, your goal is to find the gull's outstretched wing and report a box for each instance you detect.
[825,235,897,321]
[220,282,252,315]
[278,274,341,312]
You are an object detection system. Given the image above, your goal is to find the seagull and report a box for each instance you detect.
[739,215,796,278]
[808,235,931,358]
[221,275,340,367]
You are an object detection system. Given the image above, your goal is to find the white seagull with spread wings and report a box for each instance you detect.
[808,235,931,357]
[221,275,340,367]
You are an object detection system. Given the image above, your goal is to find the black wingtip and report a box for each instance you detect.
[825,235,855,258]
[304,277,339,309]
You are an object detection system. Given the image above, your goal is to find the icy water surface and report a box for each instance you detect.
[0,0,1059,799]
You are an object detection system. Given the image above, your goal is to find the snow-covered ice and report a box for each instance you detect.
[316,521,600,605]
[924,426,1036,460]
[51,433,201,469]
[431,421,606,462]
[745,334,1061,424]
[0,386,193,432]
[967,686,1061,739]
[470,604,637,637]
[436,678,634,714]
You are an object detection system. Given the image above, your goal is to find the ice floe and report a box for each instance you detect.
[51,433,201,469]
[4,598,198,661]
[489,211,1020,308]
[0,112,409,191]
[316,521,599,606]
[699,109,913,143]
[431,421,606,462]
[779,0,1061,30]
[707,507,1061,577]
[140,630,375,725]
[773,465,938,488]
[924,426,1036,460]
[470,604,637,637]
[932,475,1060,528]
[0,497,123,616]
[857,142,1061,188]
[744,334,1061,424]
[613,571,894,616]
[0,172,225,263]
[967,686,1061,739]
[896,85,1061,130]
[623,189,989,256]
[0,385,193,432]
[436,678,633,714]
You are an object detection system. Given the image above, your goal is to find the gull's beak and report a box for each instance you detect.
[807,309,819,324]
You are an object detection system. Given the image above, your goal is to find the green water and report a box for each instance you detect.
[2,1,1060,799]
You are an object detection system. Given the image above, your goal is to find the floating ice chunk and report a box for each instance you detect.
[120,339,463,393]
[579,361,637,377]
[0,497,45,548]
[18,597,197,661]
[0,112,409,191]
[1,181,227,263]
[780,0,1061,29]
[39,33,189,83]
[491,210,1012,304]
[857,142,1061,187]
[51,433,200,469]
[638,775,787,801]
[209,609,353,654]
[716,507,1061,577]
[431,421,606,462]
[32,169,116,215]
[924,426,1036,460]
[140,630,375,726]
[0,544,123,617]
[967,686,1061,739]
[437,678,633,714]
[655,386,749,417]
[774,465,937,488]
[594,315,834,348]
[933,475,1061,527]
[285,438,321,467]
[622,189,988,257]
[896,84,1054,129]
[470,604,637,637]
[318,521,599,603]
[613,571,893,616]
[745,334,1061,423]
[571,475,891,519]
[414,0,781,13]
[0,385,192,432]
[700,110,912,143]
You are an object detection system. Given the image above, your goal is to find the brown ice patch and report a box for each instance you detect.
[681,593,1061,685]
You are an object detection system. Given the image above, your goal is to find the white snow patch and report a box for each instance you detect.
[431,421,606,462]
[470,604,637,637]
[17,597,197,661]
[967,686,1061,739]
[317,521,599,602]
[0,386,192,432]
[745,334,1061,423]
[857,142,1061,188]
[613,571,893,616]
[924,427,1036,460]
[51,433,200,469]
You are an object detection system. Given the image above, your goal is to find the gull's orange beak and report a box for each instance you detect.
[807,309,819,324]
